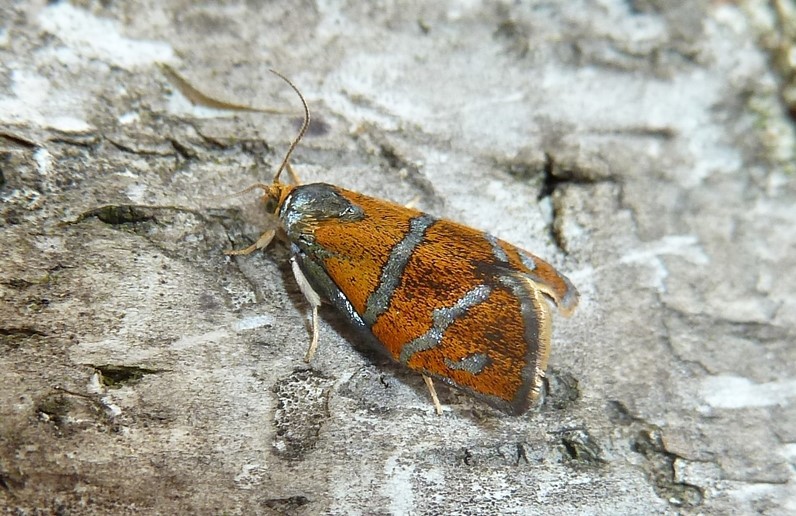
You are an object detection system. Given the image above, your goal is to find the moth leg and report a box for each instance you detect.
[290,256,322,362]
[403,196,420,209]
[225,228,276,256]
[422,375,443,416]
[305,304,319,362]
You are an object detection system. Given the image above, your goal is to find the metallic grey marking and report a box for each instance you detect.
[497,274,540,386]
[444,353,490,375]
[518,250,537,271]
[399,284,492,364]
[485,232,509,263]
[278,189,296,220]
[362,214,435,326]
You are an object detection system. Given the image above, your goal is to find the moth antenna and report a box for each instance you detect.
[268,69,310,184]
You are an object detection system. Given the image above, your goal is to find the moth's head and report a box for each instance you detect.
[261,182,295,215]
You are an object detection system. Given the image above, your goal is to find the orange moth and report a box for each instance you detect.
[229,71,578,415]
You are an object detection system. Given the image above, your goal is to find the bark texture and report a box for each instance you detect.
[1,1,795,514]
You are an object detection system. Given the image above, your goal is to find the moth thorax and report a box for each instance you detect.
[279,184,366,226]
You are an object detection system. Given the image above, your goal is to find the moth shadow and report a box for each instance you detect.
[323,307,549,425]
[304,319,502,421]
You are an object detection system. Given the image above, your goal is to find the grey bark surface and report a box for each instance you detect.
[1,1,795,514]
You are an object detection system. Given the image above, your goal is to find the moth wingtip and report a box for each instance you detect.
[553,272,580,316]
[557,289,580,316]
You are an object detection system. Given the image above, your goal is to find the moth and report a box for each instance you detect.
[229,71,578,415]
